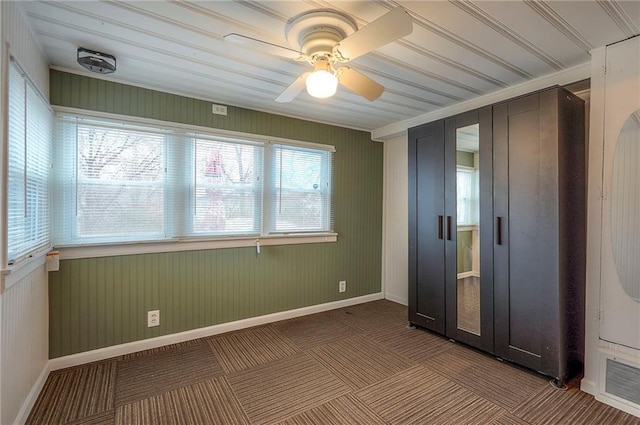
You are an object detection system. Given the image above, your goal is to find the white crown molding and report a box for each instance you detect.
[372,62,591,142]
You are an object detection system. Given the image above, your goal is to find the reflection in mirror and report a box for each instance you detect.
[456,124,481,335]
[611,110,640,303]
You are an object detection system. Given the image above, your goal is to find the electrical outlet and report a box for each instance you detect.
[147,310,160,327]
[212,104,228,115]
[339,280,346,293]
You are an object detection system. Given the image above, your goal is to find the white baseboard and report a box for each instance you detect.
[580,378,597,395]
[384,293,408,306]
[594,393,640,419]
[13,363,51,425]
[49,293,384,371]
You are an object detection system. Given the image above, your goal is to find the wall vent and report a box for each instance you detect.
[605,358,640,406]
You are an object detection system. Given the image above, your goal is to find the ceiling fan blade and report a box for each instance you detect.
[224,33,302,59]
[275,72,311,103]
[336,67,384,101]
[334,7,413,61]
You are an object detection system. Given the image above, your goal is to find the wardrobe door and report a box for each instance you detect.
[409,120,446,333]
[493,90,560,373]
[444,107,494,353]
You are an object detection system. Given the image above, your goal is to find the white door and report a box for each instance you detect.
[600,36,640,350]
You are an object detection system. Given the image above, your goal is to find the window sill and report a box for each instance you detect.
[1,246,50,293]
[56,233,338,260]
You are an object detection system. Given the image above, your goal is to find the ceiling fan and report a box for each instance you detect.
[224,7,413,102]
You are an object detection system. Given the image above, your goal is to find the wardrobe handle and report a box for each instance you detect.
[496,216,503,245]
[446,216,452,241]
[438,215,444,240]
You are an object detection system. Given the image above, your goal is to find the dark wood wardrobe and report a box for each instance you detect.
[408,86,586,385]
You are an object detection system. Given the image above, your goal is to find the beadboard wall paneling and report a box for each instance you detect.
[1,266,49,425]
[48,70,383,358]
[382,135,408,305]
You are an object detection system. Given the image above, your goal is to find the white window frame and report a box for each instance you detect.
[264,143,333,235]
[53,107,337,260]
[189,134,264,237]
[456,165,479,227]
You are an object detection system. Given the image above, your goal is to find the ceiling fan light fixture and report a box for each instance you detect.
[306,57,337,98]
[306,69,338,98]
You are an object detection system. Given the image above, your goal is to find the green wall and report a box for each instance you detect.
[457,230,473,274]
[456,150,474,167]
[48,70,383,358]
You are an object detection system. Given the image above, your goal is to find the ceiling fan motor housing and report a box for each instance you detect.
[301,27,344,58]
[286,10,357,60]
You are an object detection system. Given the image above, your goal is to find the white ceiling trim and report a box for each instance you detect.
[451,1,563,71]
[394,1,532,80]
[524,1,593,52]
[597,0,640,38]
[372,61,591,141]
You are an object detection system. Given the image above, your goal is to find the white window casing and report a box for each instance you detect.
[52,108,336,259]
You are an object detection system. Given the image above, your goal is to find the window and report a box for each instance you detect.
[456,167,478,226]
[76,124,165,240]
[53,114,334,246]
[6,60,52,263]
[266,144,332,233]
[192,137,262,235]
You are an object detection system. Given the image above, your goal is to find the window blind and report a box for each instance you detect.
[266,144,333,233]
[6,60,52,263]
[54,116,168,243]
[192,136,263,236]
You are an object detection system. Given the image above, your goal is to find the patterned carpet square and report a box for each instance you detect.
[115,376,249,425]
[275,393,386,425]
[227,353,350,425]
[309,336,416,390]
[272,314,360,350]
[369,326,455,362]
[208,326,299,373]
[489,412,532,425]
[325,304,407,334]
[427,344,547,410]
[64,411,115,425]
[121,339,204,360]
[115,340,222,406]
[26,360,117,425]
[355,365,504,425]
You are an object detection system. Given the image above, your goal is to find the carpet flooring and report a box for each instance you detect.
[27,300,640,425]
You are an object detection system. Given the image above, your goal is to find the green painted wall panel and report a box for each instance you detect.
[457,230,473,273]
[456,150,475,167]
[48,70,383,358]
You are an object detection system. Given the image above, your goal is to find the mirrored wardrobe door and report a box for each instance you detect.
[445,107,494,353]
[456,123,481,336]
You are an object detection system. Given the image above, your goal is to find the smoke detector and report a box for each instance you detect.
[77,47,116,74]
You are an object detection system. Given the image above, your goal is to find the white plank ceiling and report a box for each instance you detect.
[19,1,640,132]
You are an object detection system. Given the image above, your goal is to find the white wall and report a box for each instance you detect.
[382,135,408,305]
[1,267,49,425]
[1,3,50,424]
[581,38,640,419]
[2,2,49,97]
